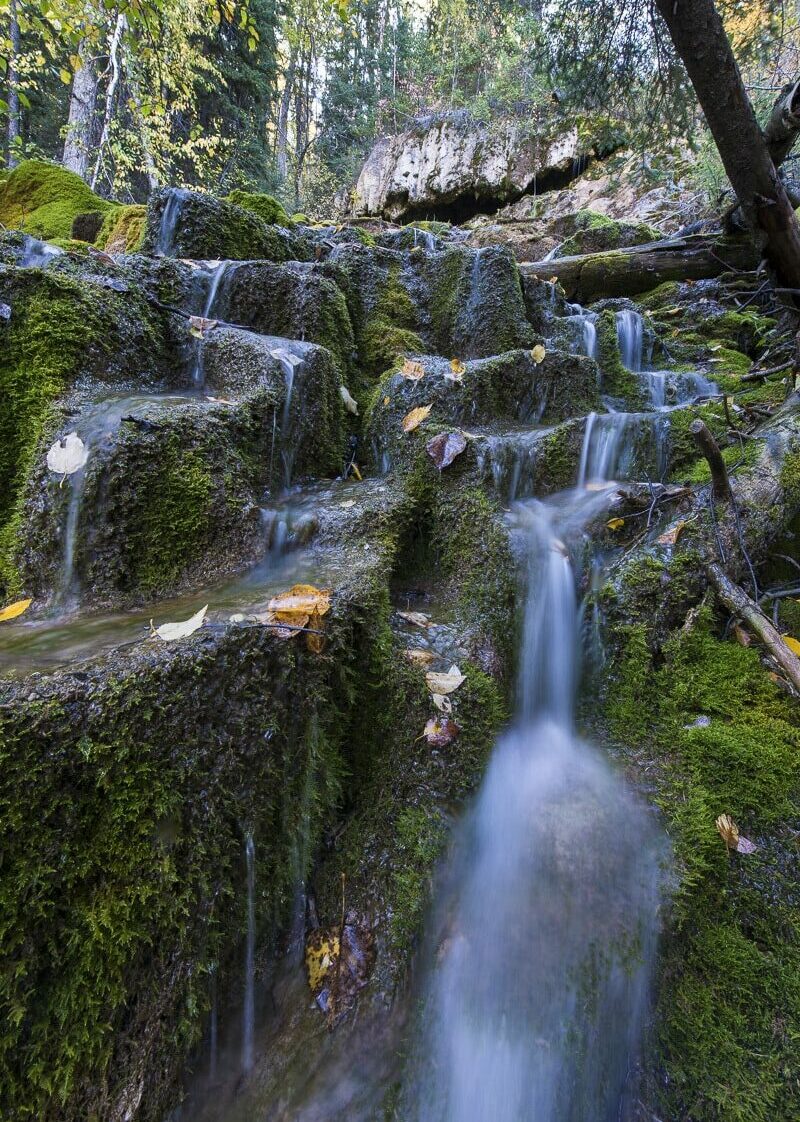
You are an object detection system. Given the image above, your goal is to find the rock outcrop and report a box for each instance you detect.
[348,110,624,223]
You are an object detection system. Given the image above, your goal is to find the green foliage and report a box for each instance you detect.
[0,160,110,240]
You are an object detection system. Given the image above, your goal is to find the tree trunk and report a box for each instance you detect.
[519,233,758,302]
[764,78,800,167]
[653,0,800,293]
[7,0,21,168]
[90,13,127,191]
[63,37,99,179]
[276,42,298,181]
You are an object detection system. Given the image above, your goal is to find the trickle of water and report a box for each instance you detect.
[615,309,645,373]
[189,261,230,388]
[156,189,188,256]
[270,347,305,488]
[19,234,64,269]
[242,832,256,1075]
[566,303,599,360]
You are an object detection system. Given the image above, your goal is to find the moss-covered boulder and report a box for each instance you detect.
[0,159,112,241]
[94,204,148,253]
[556,209,658,257]
[143,188,313,261]
[226,189,293,227]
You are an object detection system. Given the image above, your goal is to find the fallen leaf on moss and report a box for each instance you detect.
[153,604,208,641]
[339,499,356,508]
[782,634,800,656]
[305,928,340,992]
[267,584,332,618]
[405,648,436,666]
[306,609,326,653]
[607,517,625,532]
[383,395,390,405]
[657,521,686,546]
[531,344,546,365]
[432,693,452,713]
[732,623,752,647]
[398,610,430,627]
[189,315,218,339]
[339,385,359,414]
[402,404,432,432]
[446,358,465,382]
[47,432,88,479]
[401,358,426,381]
[0,598,32,622]
[715,813,738,851]
[426,664,465,695]
[423,716,460,746]
[426,430,467,470]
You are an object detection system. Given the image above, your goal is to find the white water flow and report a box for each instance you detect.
[156,189,188,256]
[273,348,304,487]
[409,451,663,1122]
[566,302,598,360]
[242,833,256,1075]
[19,234,64,269]
[190,262,229,387]
[615,309,718,408]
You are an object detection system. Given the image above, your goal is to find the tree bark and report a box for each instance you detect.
[707,562,800,691]
[519,234,758,302]
[63,37,99,179]
[90,13,126,191]
[653,0,800,293]
[276,42,298,181]
[691,419,732,502]
[7,0,21,168]
[764,78,800,167]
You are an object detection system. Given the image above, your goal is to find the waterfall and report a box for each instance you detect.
[19,235,64,269]
[242,832,256,1075]
[566,303,598,360]
[409,418,663,1122]
[57,466,87,610]
[189,261,229,388]
[156,189,188,256]
[270,347,305,488]
[615,309,645,373]
[578,411,631,485]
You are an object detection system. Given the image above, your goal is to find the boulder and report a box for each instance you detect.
[349,111,623,224]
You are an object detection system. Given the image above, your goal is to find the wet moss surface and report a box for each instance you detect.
[606,612,800,1122]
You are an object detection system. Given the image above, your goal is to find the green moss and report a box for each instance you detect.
[95,205,147,253]
[0,274,97,594]
[361,263,423,375]
[779,449,800,510]
[390,806,448,952]
[559,210,657,257]
[608,612,800,1121]
[0,159,111,241]
[126,444,213,595]
[680,431,762,485]
[225,189,293,227]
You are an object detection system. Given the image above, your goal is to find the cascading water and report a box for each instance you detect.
[19,234,64,269]
[615,308,645,373]
[189,261,230,387]
[406,438,663,1122]
[270,346,305,487]
[566,302,598,360]
[156,189,189,256]
[242,832,256,1075]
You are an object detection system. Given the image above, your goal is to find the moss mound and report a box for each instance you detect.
[226,189,293,227]
[0,160,111,241]
[95,204,147,253]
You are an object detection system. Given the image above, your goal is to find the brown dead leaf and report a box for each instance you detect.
[446,358,466,382]
[426,664,465,695]
[732,623,752,647]
[426,430,467,470]
[715,813,739,852]
[423,716,460,747]
[189,315,218,339]
[401,358,426,381]
[402,404,433,433]
[657,520,686,546]
[432,693,452,713]
[531,344,546,364]
[404,648,436,666]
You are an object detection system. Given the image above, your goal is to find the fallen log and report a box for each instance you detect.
[520,234,759,303]
[707,562,800,692]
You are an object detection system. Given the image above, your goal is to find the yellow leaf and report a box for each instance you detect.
[402,404,432,433]
[305,928,340,993]
[59,67,71,84]
[531,344,546,364]
[782,634,800,656]
[606,517,625,531]
[401,358,426,381]
[306,609,326,653]
[0,598,32,622]
[447,358,466,382]
[383,396,390,405]
[715,813,738,851]
[267,584,331,619]
[404,648,436,666]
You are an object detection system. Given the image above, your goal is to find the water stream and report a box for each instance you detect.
[190,261,230,387]
[404,452,664,1121]
[19,234,64,268]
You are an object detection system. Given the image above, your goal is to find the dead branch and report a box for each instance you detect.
[691,419,733,501]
